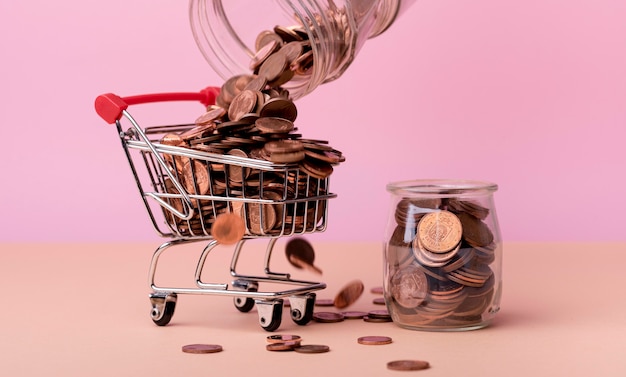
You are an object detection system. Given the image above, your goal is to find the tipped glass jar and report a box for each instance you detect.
[189,0,417,100]
[383,180,503,331]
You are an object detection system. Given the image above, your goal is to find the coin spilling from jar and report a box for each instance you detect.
[386,198,498,328]
[157,24,347,240]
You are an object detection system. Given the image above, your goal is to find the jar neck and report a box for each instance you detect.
[386,180,499,199]
[189,0,416,99]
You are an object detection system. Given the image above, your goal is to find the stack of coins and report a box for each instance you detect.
[154,23,348,239]
[386,198,497,328]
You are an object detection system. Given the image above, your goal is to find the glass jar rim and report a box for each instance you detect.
[386,179,498,196]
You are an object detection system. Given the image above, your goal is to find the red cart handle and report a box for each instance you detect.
[94,86,220,124]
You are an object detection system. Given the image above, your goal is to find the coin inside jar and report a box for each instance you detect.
[390,265,428,309]
[417,210,463,253]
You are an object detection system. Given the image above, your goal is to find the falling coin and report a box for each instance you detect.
[386,360,430,371]
[333,279,364,308]
[285,237,322,275]
[357,336,393,345]
[181,344,223,354]
[293,344,330,354]
[212,213,246,245]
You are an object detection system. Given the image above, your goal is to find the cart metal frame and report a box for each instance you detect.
[95,87,336,331]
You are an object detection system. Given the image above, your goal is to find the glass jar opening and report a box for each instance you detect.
[386,179,498,198]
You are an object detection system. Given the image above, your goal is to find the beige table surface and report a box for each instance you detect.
[1,241,625,376]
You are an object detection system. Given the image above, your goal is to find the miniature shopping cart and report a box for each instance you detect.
[95,87,335,331]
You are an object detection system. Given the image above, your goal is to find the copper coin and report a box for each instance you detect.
[457,212,494,248]
[334,280,364,309]
[342,311,368,319]
[279,41,304,63]
[357,336,393,345]
[244,75,268,92]
[258,52,288,83]
[250,39,280,71]
[370,286,384,294]
[242,201,276,235]
[259,97,298,121]
[314,299,335,307]
[299,158,333,179]
[285,237,322,274]
[211,213,246,245]
[228,89,260,121]
[181,344,223,354]
[417,210,463,253]
[274,25,303,42]
[313,311,344,323]
[264,139,304,154]
[195,106,226,126]
[266,341,300,351]
[267,150,305,163]
[293,344,330,354]
[373,297,386,305]
[387,360,430,371]
[367,309,391,319]
[255,30,283,51]
[266,334,302,344]
[363,316,392,323]
[256,117,295,134]
[268,65,295,87]
[182,160,209,195]
[226,149,250,183]
[390,266,429,309]
[160,133,184,146]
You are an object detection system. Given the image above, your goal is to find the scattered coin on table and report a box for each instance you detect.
[266,334,302,344]
[313,311,345,323]
[181,344,223,354]
[357,336,393,345]
[386,360,430,371]
[293,344,330,354]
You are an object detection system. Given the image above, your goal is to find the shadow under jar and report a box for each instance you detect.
[383,180,503,331]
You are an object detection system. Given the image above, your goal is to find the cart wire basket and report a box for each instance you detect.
[95,87,336,331]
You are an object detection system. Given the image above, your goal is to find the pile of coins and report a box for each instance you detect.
[154,24,347,239]
[386,198,498,328]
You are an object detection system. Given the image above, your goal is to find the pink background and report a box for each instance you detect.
[1,0,625,243]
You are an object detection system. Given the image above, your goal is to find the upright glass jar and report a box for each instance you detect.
[383,180,503,331]
[189,0,417,99]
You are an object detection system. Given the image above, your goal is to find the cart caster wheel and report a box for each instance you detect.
[290,293,316,326]
[149,292,177,326]
[256,299,283,332]
[232,280,258,313]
